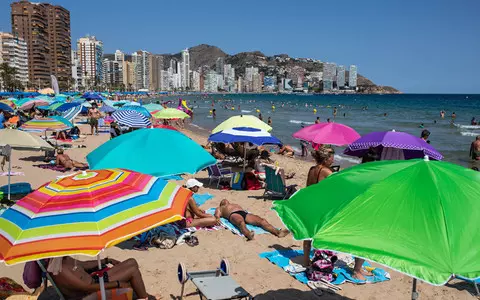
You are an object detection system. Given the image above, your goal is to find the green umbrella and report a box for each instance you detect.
[273,158,480,292]
[152,108,189,119]
[143,103,164,112]
[212,115,272,133]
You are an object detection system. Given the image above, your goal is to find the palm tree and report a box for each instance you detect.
[0,63,18,91]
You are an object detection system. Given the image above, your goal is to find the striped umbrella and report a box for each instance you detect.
[0,168,192,265]
[118,105,151,117]
[19,116,73,132]
[17,98,51,111]
[112,110,152,128]
[0,99,16,108]
[62,105,82,122]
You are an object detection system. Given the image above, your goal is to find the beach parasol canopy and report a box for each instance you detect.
[292,122,360,146]
[0,99,16,109]
[19,116,73,132]
[208,127,282,146]
[87,128,216,177]
[344,130,443,160]
[212,115,272,134]
[81,92,103,100]
[0,102,14,113]
[0,168,192,265]
[153,124,178,131]
[17,98,52,111]
[118,105,151,117]
[99,104,116,113]
[143,103,164,112]
[112,110,152,128]
[38,88,55,95]
[0,129,54,151]
[273,158,480,287]
[61,105,82,122]
[152,108,190,120]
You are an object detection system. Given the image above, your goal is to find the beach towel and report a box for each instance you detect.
[259,250,390,285]
[0,277,27,299]
[205,208,269,236]
[193,193,214,206]
[0,182,32,195]
[0,171,24,176]
[34,164,88,173]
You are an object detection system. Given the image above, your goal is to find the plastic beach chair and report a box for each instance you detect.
[263,166,297,200]
[454,275,480,295]
[207,164,233,188]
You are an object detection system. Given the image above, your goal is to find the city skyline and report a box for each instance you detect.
[0,0,479,93]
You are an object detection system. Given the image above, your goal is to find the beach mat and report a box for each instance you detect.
[0,182,32,195]
[259,250,390,285]
[0,172,24,176]
[206,208,269,236]
[34,164,88,173]
[193,193,214,206]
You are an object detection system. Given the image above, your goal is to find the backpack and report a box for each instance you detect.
[307,250,338,282]
[22,261,43,289]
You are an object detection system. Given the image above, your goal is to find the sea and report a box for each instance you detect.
[150,94,480,168]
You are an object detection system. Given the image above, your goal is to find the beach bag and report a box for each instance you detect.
[230,172,245,190]
[244,172,262,190]
[22,261,42,289]
[307,250,338,282]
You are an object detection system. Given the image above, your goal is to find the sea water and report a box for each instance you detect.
[151,94,480,167]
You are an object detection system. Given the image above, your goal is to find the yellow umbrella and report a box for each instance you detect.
[152,108,190,119]
[38,88,55,95]
[212,115,272,133]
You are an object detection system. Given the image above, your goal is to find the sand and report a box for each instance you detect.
[0,122,477,300]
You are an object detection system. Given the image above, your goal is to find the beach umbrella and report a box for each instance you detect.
[208,127,282,171]
[0,99,16,108]
[87,128,216,177]
[38,88,54,95]
[143,103,164,112]
[118,105,151,117]
[54,94,68,102]
[61,105,82,122]
[17,98,51,111]
[212,115,272,134]
[153,124,178,131]
[0,102,14,113]
[0,129,54,151]
[19,116,73,132]
[99,104,116,113]
[112,110,152,128]
[292,122,360,146]
[53,102,81,113]
[81,92,103,100]
[273,158,480,297]
[344,130,443,160]
[152,108,189,119]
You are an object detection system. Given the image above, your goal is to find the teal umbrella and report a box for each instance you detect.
[86,128,216,177]
[143,103,164,112]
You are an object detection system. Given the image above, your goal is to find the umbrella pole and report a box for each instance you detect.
[243,142,247,172]
[7,151,11,201]
[411,278,419,300]
[97,255,107,300]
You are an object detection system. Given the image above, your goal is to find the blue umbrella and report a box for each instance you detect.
[100,105,116,113]
[81,92,103,100]
[0,102,14,113]
[61,105,82,122]
[112,110,152,128]
[118,105,151,117]
[54,102,81,113]
[86,128,216,177]
[208,127,282,146]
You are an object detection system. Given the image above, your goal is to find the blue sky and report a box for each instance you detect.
[1,0,479,93]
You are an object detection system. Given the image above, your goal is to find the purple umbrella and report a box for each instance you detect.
[344,130,443,160]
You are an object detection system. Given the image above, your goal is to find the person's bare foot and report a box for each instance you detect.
[277,229,290,238]
[352,270,366,281]
[245,231,255,240]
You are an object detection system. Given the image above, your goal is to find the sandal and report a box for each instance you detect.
[185,235,199,247]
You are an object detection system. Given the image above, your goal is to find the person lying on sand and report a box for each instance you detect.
[277,145,295,157]
[183,179,220,227]
[47,256,159,299]
[56,149,88,170]
[214,199,289,240]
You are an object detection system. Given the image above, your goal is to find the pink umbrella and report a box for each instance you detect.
[292,122,361,146]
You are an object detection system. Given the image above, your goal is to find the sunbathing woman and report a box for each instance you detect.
[56,149,88,170]
[183,179,219,228]
[48,256,159,299]
[215,199,289,240]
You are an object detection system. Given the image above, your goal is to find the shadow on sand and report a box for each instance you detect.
[255,288,354,300]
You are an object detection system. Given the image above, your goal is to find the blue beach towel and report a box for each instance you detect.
[259,250,390,285]
[193,193,214,206]
[205,208,269,236]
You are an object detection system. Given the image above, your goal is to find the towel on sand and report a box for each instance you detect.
[260,250,390,285]
[193,193,214,206]
[0,172,24,176]
[34,164,88,173]
[205,208,269,236]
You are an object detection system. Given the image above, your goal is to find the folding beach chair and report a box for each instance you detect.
[207,164,233,188]
[454,275,480,296]
[263,166,297,200]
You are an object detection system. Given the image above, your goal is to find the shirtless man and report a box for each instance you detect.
[56,149,88,170]
[214,199,289,240]
[278,145,294,157]
[184,179,220,227]
[88,104,101,135]
[470,136,480,161]
[48,256,156,299]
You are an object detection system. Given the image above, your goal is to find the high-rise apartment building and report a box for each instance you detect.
[71,50,82,90]
[11,1,71,88]
[181,49,190,89]
[190,70,200,91]
[223,64,235,92]
[216,57,225,75]
[131,50,150,90]
[349,65,358,88]
[102,59,122,87]
[115,50,125,62]
[149,55,163,91]
[336,65,346,88]
[0,32,29,87]
[77,36,103,88]
[122,61,134,90]
[204,70,218,92]
[323,62,336,91]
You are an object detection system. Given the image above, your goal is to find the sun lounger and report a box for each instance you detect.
[263,166,297,200]
[207,164,233,188]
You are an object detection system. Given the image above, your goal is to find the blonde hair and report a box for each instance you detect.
[311,147,333,164]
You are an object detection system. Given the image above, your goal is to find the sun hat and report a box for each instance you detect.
[186,178,203,189]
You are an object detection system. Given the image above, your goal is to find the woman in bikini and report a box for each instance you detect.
[183,179,219,228]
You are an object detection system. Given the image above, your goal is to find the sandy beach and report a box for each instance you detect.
[0,122,477,300]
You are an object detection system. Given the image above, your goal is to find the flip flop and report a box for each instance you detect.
[307,281,324,296]
[284,263,306,274]
[185,235,199,247]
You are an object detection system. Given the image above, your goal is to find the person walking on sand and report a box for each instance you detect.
[88,103,101,135]
[214,199,289,240]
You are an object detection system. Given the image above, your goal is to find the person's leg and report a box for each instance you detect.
[107,258,149,299]
[94,120,98,135]
[229,213,254,240]
[352,258,372,280]
[245,214,289,237]
[186,216,217,228]
[303,240,311,267]
[72,161,87,168]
